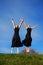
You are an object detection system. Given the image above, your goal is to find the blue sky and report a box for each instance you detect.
[0,0,43,53]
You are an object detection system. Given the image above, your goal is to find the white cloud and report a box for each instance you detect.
[0,24,8,32]
[32,29,43,41]
[0,47,10,53]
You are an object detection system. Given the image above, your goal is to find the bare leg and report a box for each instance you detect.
[17,47,19,54]
[11,47,14,54]
[26,47,30,52]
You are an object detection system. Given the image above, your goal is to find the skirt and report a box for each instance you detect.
[22,37,32,47]
[11,34,23,47]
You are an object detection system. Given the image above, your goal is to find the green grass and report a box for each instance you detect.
[0,54,43,65]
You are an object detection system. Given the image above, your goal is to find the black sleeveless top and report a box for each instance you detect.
[26,28,32,39]
[14,27,19,35]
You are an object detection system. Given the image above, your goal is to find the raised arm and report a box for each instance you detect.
[19,18,24,28]
[23,21,29,29]
[31,25,38,29]
[24,21,27,27]
[11,18,15,28]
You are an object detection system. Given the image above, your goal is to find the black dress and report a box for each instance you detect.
[22,28,32,47]
[11,27,23,47]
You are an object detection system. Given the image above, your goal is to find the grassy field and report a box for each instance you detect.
[0,54,43,65]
